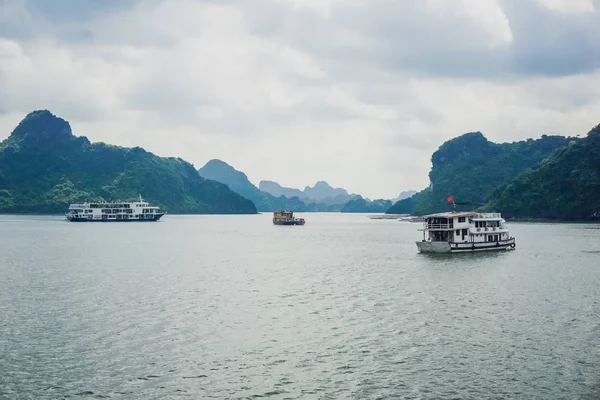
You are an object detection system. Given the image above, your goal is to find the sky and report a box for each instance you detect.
[1,0,600,199]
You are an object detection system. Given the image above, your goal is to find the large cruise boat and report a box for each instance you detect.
[416,211,516,253]
[66,195,165,222]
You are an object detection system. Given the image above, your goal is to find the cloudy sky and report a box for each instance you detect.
[1,0,600,199]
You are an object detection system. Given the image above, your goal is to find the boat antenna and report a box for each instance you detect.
[139,193,143,202]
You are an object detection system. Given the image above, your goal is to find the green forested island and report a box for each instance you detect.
[4,110,598,220]
[387,132,578,217]
[0,110,257,214]
[341,198,392,213]
[486,125,600,220]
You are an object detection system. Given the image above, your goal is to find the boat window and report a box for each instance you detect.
[458,217,466,223]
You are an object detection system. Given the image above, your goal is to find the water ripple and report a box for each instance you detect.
[0,215,599,399]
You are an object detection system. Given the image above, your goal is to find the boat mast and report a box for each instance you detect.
[447,195,484,211]
[447,196,456,211]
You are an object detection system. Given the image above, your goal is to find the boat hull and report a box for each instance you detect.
[66,213,165,222]
[416,238,516,253]
[273,220,302,226]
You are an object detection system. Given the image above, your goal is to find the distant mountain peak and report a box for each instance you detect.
[304,181,349,200]
[9,109,89,147]
[392,190,418,203]
[261,179,355,203]
[432,131,493,166]
[199,158,251,179]
[204,159,232,168]
[259,180,305,199]
[198,159,256,194]
[12,110,72,138]
[310,181,333,190]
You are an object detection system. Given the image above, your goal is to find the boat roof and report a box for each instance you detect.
[423,211,477,218]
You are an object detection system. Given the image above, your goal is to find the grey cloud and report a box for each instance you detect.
[24,0,138,21]
[0,0,139,42]
[501,0,600,76]
[8,0,600,80]
[3,0,600,198]
[370,0,600,78]
[239,0,600,80]
[389,126,449,152]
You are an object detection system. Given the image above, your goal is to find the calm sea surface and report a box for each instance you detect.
[1,213,599,400]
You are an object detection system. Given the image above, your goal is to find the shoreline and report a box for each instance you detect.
[504,217,600,223]
[1,212,598,223]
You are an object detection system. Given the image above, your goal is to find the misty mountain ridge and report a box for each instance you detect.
[198,159,307,212]
[198,160,347,212]
[259,180,360,206]
[391,190,418,204]
[259,180,304,199]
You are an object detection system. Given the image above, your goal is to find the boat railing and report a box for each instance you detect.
[425,223,450,229]
[476,226,499,232]
[471,227,506,233]
[475,213,501,219]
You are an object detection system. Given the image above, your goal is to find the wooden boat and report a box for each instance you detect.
[273,210,305,226]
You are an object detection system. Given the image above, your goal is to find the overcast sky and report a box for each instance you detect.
[1,0,600,199]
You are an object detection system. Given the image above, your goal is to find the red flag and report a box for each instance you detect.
[447,196,454,203]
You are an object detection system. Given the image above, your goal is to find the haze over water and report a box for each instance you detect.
[1,214,599,399]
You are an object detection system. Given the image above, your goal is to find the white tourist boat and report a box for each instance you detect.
[416,211,516,253]
[66,195,165,222]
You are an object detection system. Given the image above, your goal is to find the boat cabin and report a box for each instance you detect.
[421,212,510,244]
[272,210,305,225]
[273,210,294,222]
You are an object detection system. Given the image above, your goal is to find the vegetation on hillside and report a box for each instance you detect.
[0,110,257,214]
[486,126,600,220]
[387,132,576,215]
[341,198,392,213]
